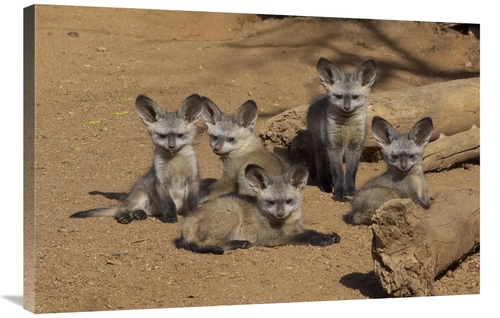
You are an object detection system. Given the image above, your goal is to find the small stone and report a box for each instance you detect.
[459,261,467,269]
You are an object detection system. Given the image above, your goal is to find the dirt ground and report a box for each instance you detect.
[28,5,480,314]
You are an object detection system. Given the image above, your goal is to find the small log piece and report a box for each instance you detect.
[422,125,479,172]
[370,188,480,297]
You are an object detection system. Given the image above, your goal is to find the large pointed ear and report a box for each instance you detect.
[234,100,258,130]
[354,59,377,88]
[177,94,203,123]
[317,57,344,89]
[284,163,309,190]
[245,164,274,193]
[408,117,433,147]
[200,96,222,127]
[135,94,163,125]
[372,116,398,147]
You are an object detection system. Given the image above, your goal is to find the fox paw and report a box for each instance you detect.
[115,213,133,224]
[329,233,341,244]
[319,183,333,193]
[229,240,252,250]
[345,188,356,197]
[132,210,147,220]
[160,213,178,223]
[333,189,346,201]
[312,233,341,246]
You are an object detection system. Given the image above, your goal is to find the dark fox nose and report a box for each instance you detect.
[168,139,176,149]
[214,138,225,152]
[343,97,351,111]
[400,161,407,170]
[167,135,177,149]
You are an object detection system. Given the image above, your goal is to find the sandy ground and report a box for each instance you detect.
[24,5,480,314]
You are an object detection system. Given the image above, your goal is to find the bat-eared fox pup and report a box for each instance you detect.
[175,163,341,254]
[71,94,203,224]
[307,58,377,200]
[345,116,433,225]
[198,96,287,203]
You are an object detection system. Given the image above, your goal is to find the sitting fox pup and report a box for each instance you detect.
[71,94,203,224]
[175,163,341,254]
[345,116,434,225]
[199,97,287,203]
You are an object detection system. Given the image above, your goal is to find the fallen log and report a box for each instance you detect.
[370,188,480,297]
[260,77,480,151]
[422,125,479,172]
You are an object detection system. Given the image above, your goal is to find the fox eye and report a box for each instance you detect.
[352,95,359,99]
[285,199,293,204]
[267,200,275,206]
[333,94,342,99]
[157,133,167,139]
[391,154,398,160]
[177,133,184,138]
[408,154,415,159]
[226,137,235,142]
[210,135,217,141]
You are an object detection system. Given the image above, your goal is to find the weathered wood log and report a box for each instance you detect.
[422,125,480,172]
[370,188,480,297]
[259,78,480,150]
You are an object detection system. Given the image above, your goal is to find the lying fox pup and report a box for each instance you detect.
[175,163,341,254]
[345,116,433,225]
[70,94,204,224]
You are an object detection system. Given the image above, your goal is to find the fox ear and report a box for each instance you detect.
[409,117,433,147]
[245,164,274,193]
[372,116,398,147]
[135,95,163,125]
[284,163,309,189]
[177,94,203,123]
[234,100,258,130]
[317,57,344,89]
[201,96,222,127]
[354,59,377,87]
